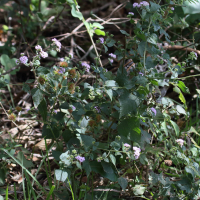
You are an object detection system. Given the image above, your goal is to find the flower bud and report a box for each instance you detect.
[60,61,68,67]
[8,113,16,121]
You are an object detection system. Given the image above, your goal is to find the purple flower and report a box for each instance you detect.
[150,107,156,116]
[133,3,139,7]
[141,1,149,6]
[40,51,48,58]
[52,38,61,52]
[35,45,42,51]
[99,37,104,44]
[16,59,20,65]
[128,12,134,15]
[171,7,174,10]
[54,110,58,114]
[26,108,30,112]
[70,105,76,111]
[75,155,85,162]
[176,139,184,147]
[109,58,113,64]
[109,53,116,59]
[19,56,28,64]
[193,51,198,57]
[133,147,141,159]
[58,67,65,74]
[94,106,100,113]
[124,143,131,148]
[139,72,144,76]
[97,158,101,162]
[81,62,90,73]
[60,58,64,62]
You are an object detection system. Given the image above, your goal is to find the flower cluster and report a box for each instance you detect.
[133,147,141,159]
[40,51,48,58]
[35,45,48,58]
[35,45,42,51]
[133,1,149,8]
[81,62,90,73]
[176,139,184,147]
[109,53,116,59]
[52,38,62,52]
[19,55,28,64]
[75,155,85,162]
[128,12,134,16]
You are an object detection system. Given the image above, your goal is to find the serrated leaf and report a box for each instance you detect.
[105,80,116,87]
[82,160,91,176]
[38,99,47,121]
[147,33,157,45]
[109,154,116,166]
[32,89,43,108]
[55,170,68,182]
[105,89,113,100]
[119,90,138,118]
[0,54,16,70]
[118,177,128,190]
[170,120,180,136]
[101,161,114,173]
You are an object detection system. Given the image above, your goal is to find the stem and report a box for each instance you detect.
[73,0,103,68]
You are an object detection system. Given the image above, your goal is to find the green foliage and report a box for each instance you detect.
[1,0,200,199]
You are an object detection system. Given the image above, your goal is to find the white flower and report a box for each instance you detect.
[40,51,48,58]
[176,139,184,147]
[133,147,141,159]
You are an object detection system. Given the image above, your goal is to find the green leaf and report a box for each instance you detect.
[119,90,138,118]
[71,5,83,20]
[81,135,95,151]
[105,80,116,87]
[109,154,116,166]
[173,86,181,94]
[137,41,146,57]
[16,152,34,168]
[55,170,68,182]
[150,2,161,12]
[118,117,140,139]
[170,120,180,136]
[90,161,117,181]
[105,89,113,101]
[120,30,129,36]
[178,81,190,93]
[38,99,47,121]
[0,169,6,185]
[94,29,105,36]
[93,23,104,29]
[118,177,128,190]
[0,54,16,70]
[82,160,91,176]
[147,33,157,45]
[176,105,186,115]
[32,89,43,108]
[101,161,114,173]
[179,92,186,104]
